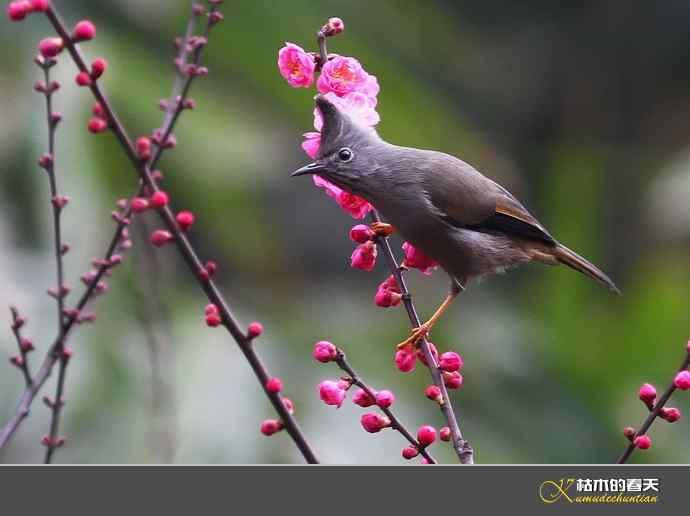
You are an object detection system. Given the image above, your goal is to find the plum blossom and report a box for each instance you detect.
[351,240,377,271]
[313,175,372,219]
[278,42,315,88]
[318,380,347,408]
[317,56,379,99]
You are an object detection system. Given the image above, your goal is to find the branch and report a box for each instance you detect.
[334,350,437,464]
[617,345,690,464]
[42,4,319,464]
[8,307,33,387]
[370,211,474,464]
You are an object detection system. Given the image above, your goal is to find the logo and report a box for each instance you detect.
[538,477,659,504]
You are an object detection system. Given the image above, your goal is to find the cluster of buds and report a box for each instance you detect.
[261,397,295,437]
[88,102,109,134]
[204,303,221,327]
[6,0,48,22]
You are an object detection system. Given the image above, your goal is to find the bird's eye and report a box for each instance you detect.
[337,147,353,162]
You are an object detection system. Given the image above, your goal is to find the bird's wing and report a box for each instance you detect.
[424,155,555,244]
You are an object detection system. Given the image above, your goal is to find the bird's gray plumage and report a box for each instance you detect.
[294,95,619,293]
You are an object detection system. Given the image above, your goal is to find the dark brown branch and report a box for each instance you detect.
[370,211,474,464]
[334,350,437,464]
[42,4,319,464]
[617,348,690,464]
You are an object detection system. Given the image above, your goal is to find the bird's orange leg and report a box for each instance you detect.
[397,280,463,349]
[370,222,395,237]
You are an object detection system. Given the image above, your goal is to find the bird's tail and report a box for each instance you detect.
[554,243,620,294]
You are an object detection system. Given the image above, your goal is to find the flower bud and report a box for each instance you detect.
[394,347,416,373]
[349,224,374,244]
[176,211,195,232]
[38,37,64,58]
[30,0,49,12]
[402,446,419,460]
[260,419,283,436]
[75,71,92,87]
[442,371,463,390]
[673,370,690,390]
[638,383,657,406]
[247,322,263,338]
[425,385,443,403]
[352,388,376,408]
[205,313,221,327]
[660,407,681,423]
[417,425,436,447]
[131,197,150,213]
[7,1,31,21]
[265,377,283,394]
[313,340,338,363]
[91,58,107,79]
[150,229,174,247]
[623,426,636,441]
[73,20,96,41]
[360,413,390,433]
[136,137,152,160]
[318,380,346,408]
[87,117,107,134]
[439,426,451,442]
[150,191,169,209]
[375,390,395,408]
[438,351,463,372]
[350,241,377,271]
[633,434,652,449]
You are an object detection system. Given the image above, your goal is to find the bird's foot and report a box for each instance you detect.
[371,222,395,237]
[396,323,430,349]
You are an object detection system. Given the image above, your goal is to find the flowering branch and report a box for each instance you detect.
[8,307,33,387]
[39,2,318,464]
[371,212,474,464]
[617,341,690,464]
[333,349,437,463]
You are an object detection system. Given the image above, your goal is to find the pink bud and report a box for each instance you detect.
[92,102,106,118]
[205,261,218,277]
[282,398,295,415]
[623,427,636,441]
[352,388,376,408]
[638,383,657,406]
[660,407,681,423]
[73,20,96,41]
[417,425,436,447]
[91,58,107,79]
[443,371,463,390]
[266,377,283,394]
[633,434,652,450]
[136,136,152,160]
[360,413,390,433]
[318,380,346,408]
[337,378,352,391]
[176,211,195,231]
[38,37,64,58]
[150,230,174,247]
[440,426,451,442]
[327,17,344,34]
[313,340,338,363]
[416,342,438,367]
[425,385,442,403]
[87,117,107,134]
[29,0,49,12]
[260,419,283,436]
[205,303,219,315]
[131,197,150,213]
[439,351,463,372]
[350,241,377,271]
[674,370,690,390]
[349,224,374,244]
[394,347,416,373]
[205,313,221,327]
[247,322,263,338]
[7,1,31,21]
[401,446,419,460]
[10,355,24,367]
[150,191,169,209]
[20,337,34,352]
[375,390,395,408]
[75,71,92,87]
[374,287,402,308]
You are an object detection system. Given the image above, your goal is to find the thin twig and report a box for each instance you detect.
[42,4,319,464]
[617,349,690,464]
[9,307,32,387]
[370,211,474,464]
[334,349,437,464]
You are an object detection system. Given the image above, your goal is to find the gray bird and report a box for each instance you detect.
[293,96,619,347]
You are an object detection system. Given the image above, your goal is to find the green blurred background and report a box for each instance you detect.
[1,0,689,464]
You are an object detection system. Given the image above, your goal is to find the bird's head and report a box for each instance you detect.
[291,95,380,194]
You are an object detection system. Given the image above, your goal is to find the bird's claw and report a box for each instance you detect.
[396,324,429,349]
[371,222,395,237]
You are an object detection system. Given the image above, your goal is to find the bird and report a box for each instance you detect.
[293,96,620,348]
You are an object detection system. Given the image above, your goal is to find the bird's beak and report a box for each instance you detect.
[291,162,325,177]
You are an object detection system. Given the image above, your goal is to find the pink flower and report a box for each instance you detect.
[417,425,436,447]
[402,242,438,275]
[278,42,315,88]
[360,413,390,433]
[638,383,656,406]
[318,380,346,408]
[349,224,375,244]
[394,347,416,373]
[312,175,373,219]
[374,275,402,308]
[375,390,395,408]
[674,371,690,390]
[352,388,376,408]
[351,241,377,271]
[660,407,681,423]
[301,132,321,159]
[443,371,463,390]
[633,435,652,450]
[313,340,338,363]
[317,56,379,99]
[439,351,463,373]
[313,92,380,130]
